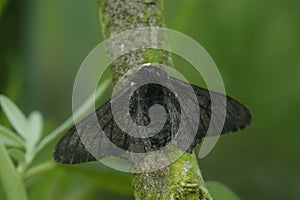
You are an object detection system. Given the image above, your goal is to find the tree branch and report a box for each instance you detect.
[98,0,213,199]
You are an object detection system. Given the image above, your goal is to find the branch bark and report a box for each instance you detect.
[98,0,213,199]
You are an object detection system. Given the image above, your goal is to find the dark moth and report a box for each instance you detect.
[54,65,251,164]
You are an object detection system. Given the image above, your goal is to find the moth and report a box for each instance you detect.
[54,65,251,164]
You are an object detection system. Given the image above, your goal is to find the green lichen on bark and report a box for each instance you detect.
[167,150,213,200]
[98,0,213,199]
[99,0,165,36]
[98,0,171,83]
[132,149,213,200]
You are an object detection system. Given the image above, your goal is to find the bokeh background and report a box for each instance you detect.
[1,0,300,199]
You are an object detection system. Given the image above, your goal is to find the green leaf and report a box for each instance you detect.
[0,95,29,139]
[0,142,28,200]
[8,148,25,164]
[0,125,24,147]
[27,111,43,148]
[206,181,241,200]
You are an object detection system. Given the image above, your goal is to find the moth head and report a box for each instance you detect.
[131,64,169,85]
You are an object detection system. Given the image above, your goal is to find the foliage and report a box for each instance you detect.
[0,0,9,18]
[206,181,240,200]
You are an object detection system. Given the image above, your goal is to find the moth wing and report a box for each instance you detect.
[54,67,252,164]
[54,80,139,164]
[53,98,113,164]
[190,84,252,136]
[53,83,166,164]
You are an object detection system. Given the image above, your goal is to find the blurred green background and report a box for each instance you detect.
[1,0,300,199]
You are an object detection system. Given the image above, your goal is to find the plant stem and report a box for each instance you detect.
[98,0,213,199]
[24,161,56,179]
